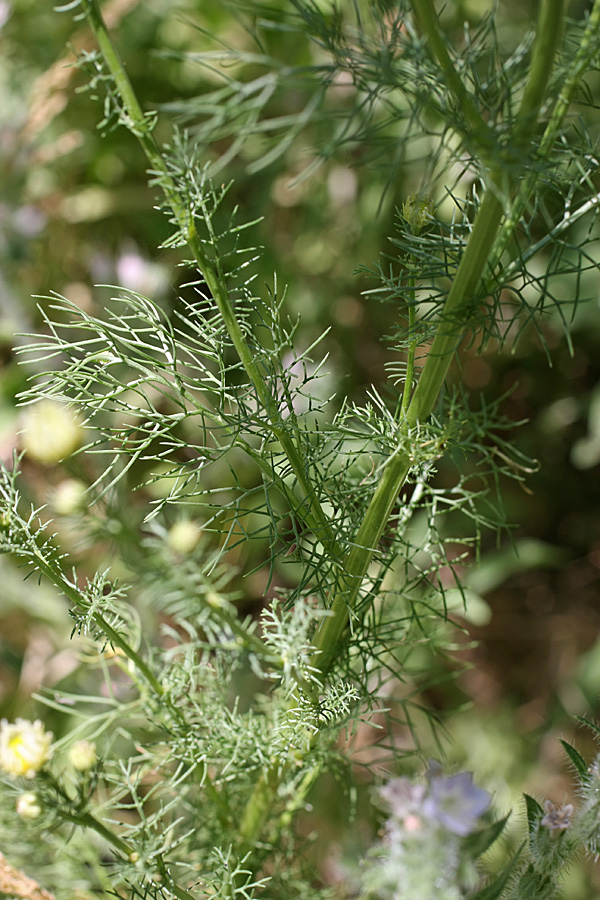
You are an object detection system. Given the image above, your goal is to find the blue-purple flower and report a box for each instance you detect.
[379,766,491,838]
[423,770,491,836]
[379,778,426,819]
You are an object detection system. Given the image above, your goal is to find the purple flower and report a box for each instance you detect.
[422,771,491,836]
[379,777,426,820]
[541,800,573,832]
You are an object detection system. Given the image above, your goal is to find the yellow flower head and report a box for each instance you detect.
[166,519,202,555]
[0,718,53,779]
[16,791,42,819]
[52,478,88,515]
[20,400,84,465]
[69,739,97,772]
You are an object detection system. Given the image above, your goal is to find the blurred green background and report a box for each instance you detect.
[2,0,600,895]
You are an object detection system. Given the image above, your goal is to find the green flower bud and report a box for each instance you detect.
[402,194,435,234]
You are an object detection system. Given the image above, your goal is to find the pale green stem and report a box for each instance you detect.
[311,0,567,681]
[404,186,505,426]
[60,808,135,858]
[400,275,417,417]
[84,0,332,684]
[239,0,571,848]
[32,550,164,696]
[238,764,280,850]
[309,182,506,675]
[44,772,197,900]
[266,764,322,843]
[64,810,197,900]
[410,0,489,139]
[81,0,344,567]
[514,0,565,133]
[489,0,600,274]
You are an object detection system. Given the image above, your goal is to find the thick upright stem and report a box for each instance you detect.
[309,185,505,673]
[404,187,504,426]
[239,0,572,851]
[311,0,568,681]
[515,0,565,133]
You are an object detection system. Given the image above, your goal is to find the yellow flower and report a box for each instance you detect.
[0,718,53,779]
[69,740,97,772]
[20,400,84,465]
[52,478,88,515]
[16,791,42,819]
[166,519,202,555]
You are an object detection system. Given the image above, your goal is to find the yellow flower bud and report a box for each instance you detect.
[52,479,88,515]
[166,519,202,555]
[68,739,97,772]
[0,718,53,779]
[20,400,84,465]
[206,591,227,609]
[16,791,42,819]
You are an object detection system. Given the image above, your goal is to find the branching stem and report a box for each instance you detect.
[238,0,573,851]
[32,551,164,696]
[73,0,600,870]
[81,0,344,568]
[311,0,568,680]
[410,0,489,139]
[489,0,600,273]
[43,771,198,900]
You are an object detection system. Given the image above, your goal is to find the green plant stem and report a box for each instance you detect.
[489,0,600,274]
[63,811,196,900]
[82,0,344,567]
[410,0,489,138]
[203,589,284,670]
[238,0,569,850]
[309,182,504,675]
[32,550,164,696]
[312,0,568,682]
[238,764,280,849]
[400,275,417,417]
[42,774,127,855]
[406,188,504,425]
[514,0,565,133]
[43,772,197,900]
[61,808,135,858]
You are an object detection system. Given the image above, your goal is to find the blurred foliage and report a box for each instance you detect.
[1,0,600,896]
